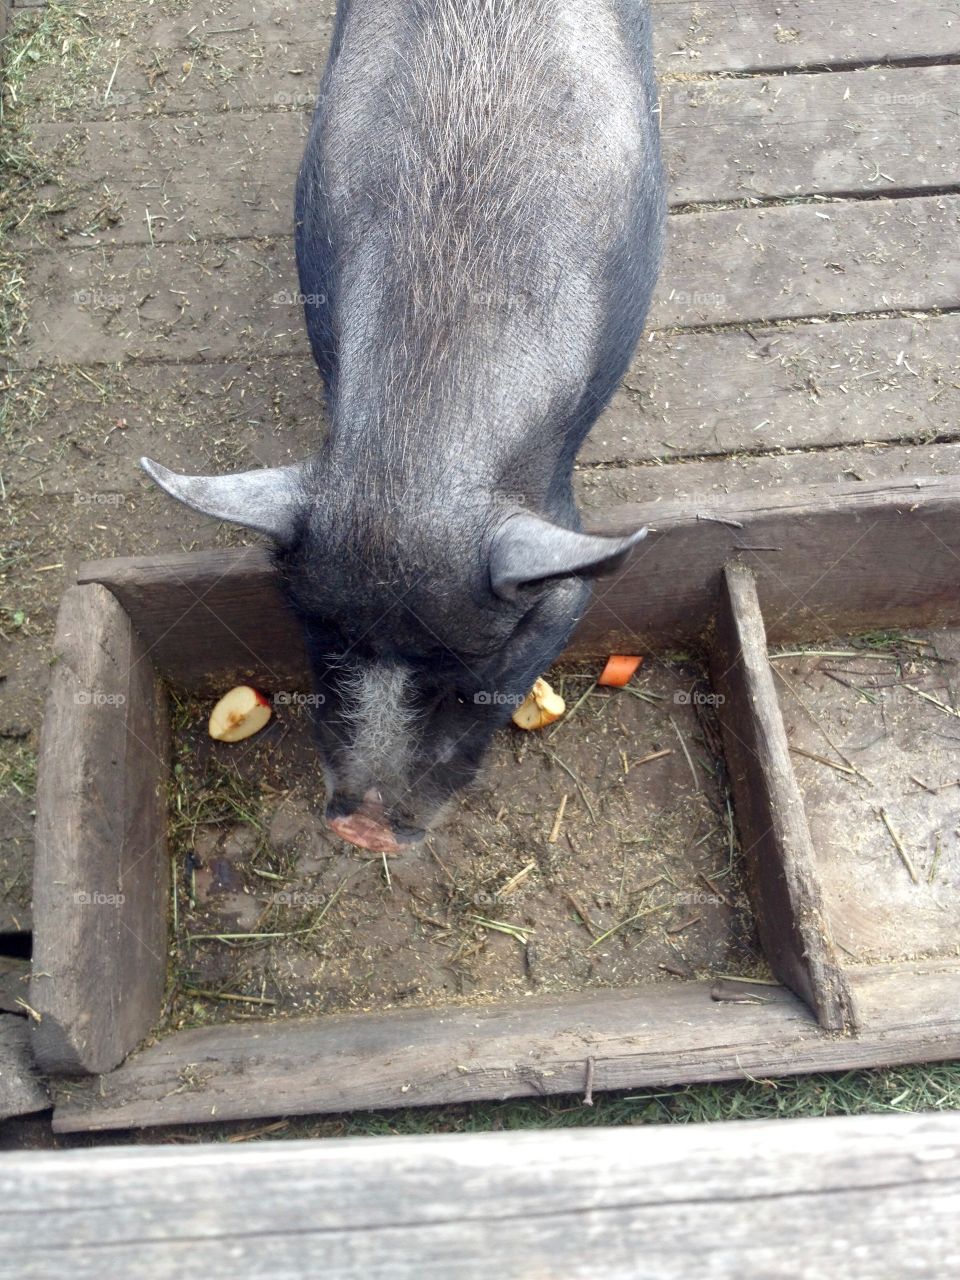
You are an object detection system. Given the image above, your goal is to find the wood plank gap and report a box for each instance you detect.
[662,54,960,79]
[671,185,960,215]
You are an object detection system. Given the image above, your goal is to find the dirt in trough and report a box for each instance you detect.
[161,658,764,1031]
[774,628,960,965]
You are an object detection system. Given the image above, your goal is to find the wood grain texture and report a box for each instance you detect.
[78,477,960,686]
[30,584,170,1074]
[31,65,960,248]
[51,960,960,1132]
[0,1015,49,1123]
[10,310,958,500]
[577,443,960,515]
[20,1,960,127]
[78,546,308,691]
[21,196,960,365]
[711,564,856,1031]
[576,475,960,654]
[584,313,960,466]
[654,0,960,72]
[662,65,960,203]
[5,1112,960,1278]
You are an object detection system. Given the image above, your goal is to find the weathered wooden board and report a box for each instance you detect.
[19,195,960,365]
[20,1,960,126]
[663,65,960,203]
[51,960,960,1132]
[5,1113,960,1278]
[711,564,856,1030]
[0,1015,49,1123]
[30,583,170,1075]
[10,312,959,498]
[78,546,309,691]
[587,313,960,466]
[578,476,960,653]
[77,477,960,686]
[656,0,960,72]
[574,442,960,513]
[29,65,960,248]
[654,195,960,327]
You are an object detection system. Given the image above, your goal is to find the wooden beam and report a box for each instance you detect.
[30,585,170,1074]
[577,475,960,654]
[78,477,960,687]
[0,1015,49,1123]
[6,1112,960,1278]
[51,961,960,1132]
[77,547,308,692]
[711,563,856,1030]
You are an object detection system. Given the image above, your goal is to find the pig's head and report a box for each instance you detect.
[141,456,645,850]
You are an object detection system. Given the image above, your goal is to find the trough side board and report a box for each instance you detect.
[77,477,960,688]
[78,546,308,691]
[51,960,960,1132]
[710,563,858,1032]
[30,584,170,1075]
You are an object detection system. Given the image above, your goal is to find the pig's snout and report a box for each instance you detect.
[327,810,403,853]
[326,790,423,853]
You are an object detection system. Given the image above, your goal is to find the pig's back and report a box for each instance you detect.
[296,0,664,477]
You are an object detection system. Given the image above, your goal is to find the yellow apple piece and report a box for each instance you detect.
[511,676,566,731]
[208,685,272,742]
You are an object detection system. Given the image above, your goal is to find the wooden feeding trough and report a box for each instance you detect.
[30,476,960,1132]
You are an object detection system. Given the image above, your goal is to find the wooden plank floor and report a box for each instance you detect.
[2,0,959,1116]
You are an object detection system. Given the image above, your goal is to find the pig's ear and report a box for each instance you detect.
[140,457,303,543]
[489,512,647,601]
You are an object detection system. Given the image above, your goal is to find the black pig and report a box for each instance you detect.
[143,0,665,850]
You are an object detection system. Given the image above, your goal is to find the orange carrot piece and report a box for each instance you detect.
[597,654,644,687]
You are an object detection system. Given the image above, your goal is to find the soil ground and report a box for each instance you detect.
[164,659,761,1032]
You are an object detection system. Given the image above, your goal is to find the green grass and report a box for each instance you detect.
[149,1062,960,1144]
[0,740,37,798]
[365,1061,960,1130]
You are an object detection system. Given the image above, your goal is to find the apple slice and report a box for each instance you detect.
[208,685,272,742]
[512,676,566,731]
